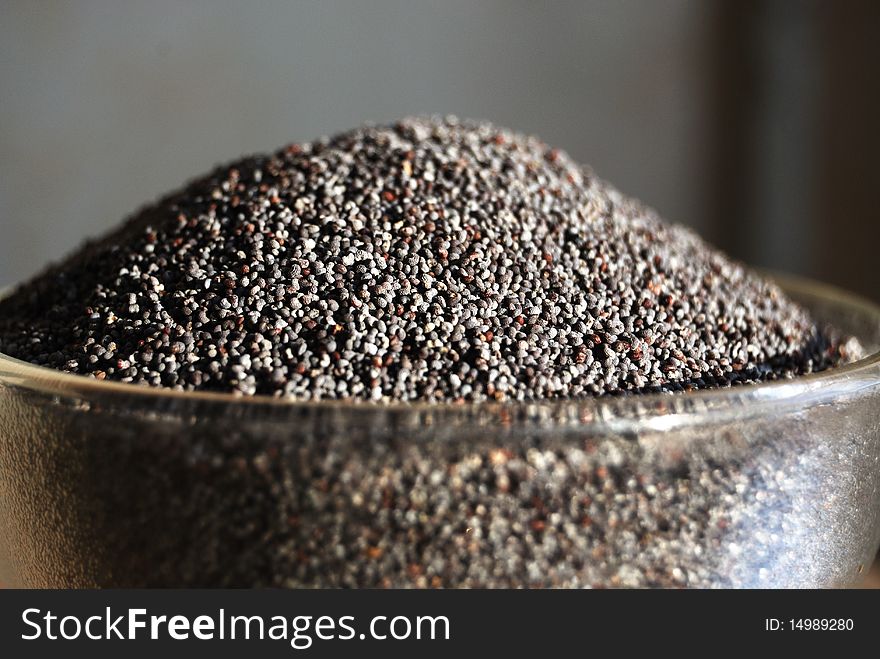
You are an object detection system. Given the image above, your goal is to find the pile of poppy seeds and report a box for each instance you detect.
[0,117,851,397]
[0,117,860,588]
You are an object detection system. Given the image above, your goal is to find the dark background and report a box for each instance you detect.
[2,0,878,301]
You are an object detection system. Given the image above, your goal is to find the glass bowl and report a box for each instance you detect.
[0,274,878,588]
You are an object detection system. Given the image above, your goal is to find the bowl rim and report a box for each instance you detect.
[2,272,879,433]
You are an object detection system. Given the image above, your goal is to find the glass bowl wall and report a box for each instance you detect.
[1,275,878,588]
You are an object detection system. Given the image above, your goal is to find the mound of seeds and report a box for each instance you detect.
[0,117,852,400]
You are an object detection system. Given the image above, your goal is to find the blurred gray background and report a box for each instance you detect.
[1,0,878,299]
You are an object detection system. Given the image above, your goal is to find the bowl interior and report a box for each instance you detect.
[0,272,879,438]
